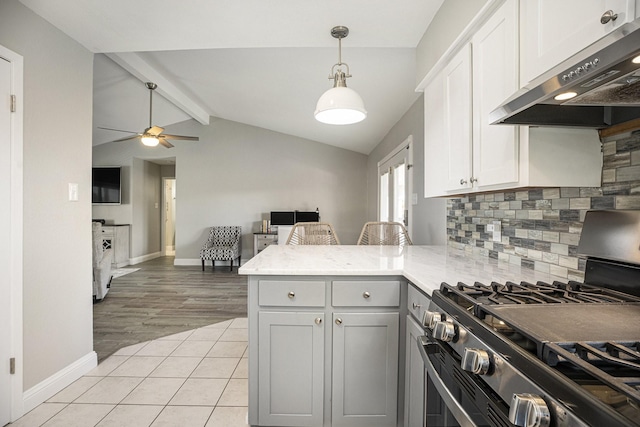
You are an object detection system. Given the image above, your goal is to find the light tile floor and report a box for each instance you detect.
[11,318,249,427]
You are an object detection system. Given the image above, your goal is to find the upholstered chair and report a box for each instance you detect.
[200,226,242,271]
[286,222,341,245]
[92,222,113,301]
[357,221,412,246]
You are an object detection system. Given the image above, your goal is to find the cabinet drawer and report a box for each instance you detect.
[256,240,273,250]
[332,281,400,307]
[259,280,326,307]
[256,234,277,242]
[407,284,430,327]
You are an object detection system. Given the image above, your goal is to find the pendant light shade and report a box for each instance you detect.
[315,26,367,125]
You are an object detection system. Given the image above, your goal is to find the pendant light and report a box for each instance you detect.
[314,26,367,125]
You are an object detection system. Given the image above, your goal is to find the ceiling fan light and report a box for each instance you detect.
[315,86,367,125]
[141,135,160,147]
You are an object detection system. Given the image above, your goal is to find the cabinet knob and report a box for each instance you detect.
[288,291,295,299]
[412,302,421,310]
[470,177,477,184]
[315,317,322,325]
[335,318,343,325]
[363,291,370,299]
[459,178,467,185]
[600,9,618,24]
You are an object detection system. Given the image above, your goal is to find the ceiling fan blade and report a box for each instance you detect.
[109,134,142,143]
[162,134,199,141]
[158,138,174,148]
[98,126,139,134]
[147,125,164,136]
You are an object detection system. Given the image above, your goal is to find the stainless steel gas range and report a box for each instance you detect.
[418,210,640,427]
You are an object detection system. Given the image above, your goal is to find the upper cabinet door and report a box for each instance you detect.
[443,43,473,192]
[423,68,447,198]
[472,0,519,188]
[520,0,636,84]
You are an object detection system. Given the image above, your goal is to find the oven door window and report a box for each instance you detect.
[418,337,510,427]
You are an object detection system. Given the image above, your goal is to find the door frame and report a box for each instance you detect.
[0,43,24,422]
[377,135,414,236]
[161,177,176,256]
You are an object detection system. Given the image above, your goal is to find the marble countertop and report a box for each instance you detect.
[238,245,565,296]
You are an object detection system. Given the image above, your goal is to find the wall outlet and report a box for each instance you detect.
[492,220,502,242]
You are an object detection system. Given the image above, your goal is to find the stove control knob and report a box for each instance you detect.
[509,393,550,427]
[433,320,456,342]
[461,348,491,375]
[423,311,442,330]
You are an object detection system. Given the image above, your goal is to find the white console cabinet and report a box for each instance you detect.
[102,225,130,268]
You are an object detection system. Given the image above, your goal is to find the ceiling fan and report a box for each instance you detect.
[99,82,199,148]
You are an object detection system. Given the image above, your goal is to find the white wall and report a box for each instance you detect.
[93,116,368,261]
[367,96,447,245]
[0,0,94,390]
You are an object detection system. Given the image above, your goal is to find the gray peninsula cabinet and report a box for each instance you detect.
[248,276,405,427]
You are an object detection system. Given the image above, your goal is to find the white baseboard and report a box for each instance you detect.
[173,258,202,266]
[129,252,162,265]
[22,351,97,413]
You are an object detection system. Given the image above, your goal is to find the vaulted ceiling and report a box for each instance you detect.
[20,0,444,154]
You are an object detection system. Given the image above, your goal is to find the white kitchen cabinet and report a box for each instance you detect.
[471,0,519,189]
[443,43,473,192]
[426,0,520,195]
[258,311,325,427]
[332,312,399,427]
[423,63,447,198]
[520,0,636,84]
[423,0,603,197]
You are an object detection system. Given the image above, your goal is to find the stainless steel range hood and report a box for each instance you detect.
[490,20,640,128]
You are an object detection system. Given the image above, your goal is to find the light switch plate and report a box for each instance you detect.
[411,193,418,205]
[68,183,78,201]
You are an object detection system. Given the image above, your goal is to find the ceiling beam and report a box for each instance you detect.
[106,52,210,125]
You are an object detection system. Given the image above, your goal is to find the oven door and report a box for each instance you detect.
[417,336,511,427]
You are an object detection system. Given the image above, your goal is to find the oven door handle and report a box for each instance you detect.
[417,336,479,427]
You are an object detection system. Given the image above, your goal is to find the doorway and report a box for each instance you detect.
[378,136,413,235]
[162,178,176,256]
[0,45,24,425]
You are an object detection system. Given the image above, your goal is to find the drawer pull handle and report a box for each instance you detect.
[288,291,295,299]
[315,317,322,325]
[413,302,421,309]
[335,318,343,325]
[363,291,371,299]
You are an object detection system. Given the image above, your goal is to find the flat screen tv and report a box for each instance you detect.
[92,167,121,205]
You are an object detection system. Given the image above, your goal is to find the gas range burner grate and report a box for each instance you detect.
[443,280,640,309]
[545,341,640,416]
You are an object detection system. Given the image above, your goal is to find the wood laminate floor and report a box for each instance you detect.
[93,257,248,362]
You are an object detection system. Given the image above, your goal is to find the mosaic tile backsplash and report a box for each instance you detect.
[447,131,640,280]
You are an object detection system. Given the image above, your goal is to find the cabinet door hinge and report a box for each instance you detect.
[10,357,15,374]
[10,95,16,112]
